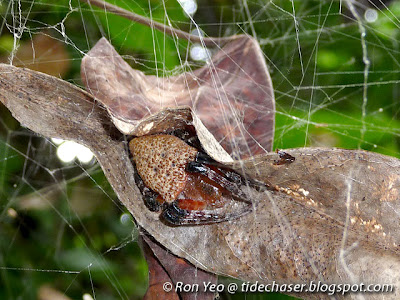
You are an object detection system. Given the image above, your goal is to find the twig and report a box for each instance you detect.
[80,0,236,46]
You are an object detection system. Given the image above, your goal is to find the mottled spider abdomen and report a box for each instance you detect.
[129,134,198,203]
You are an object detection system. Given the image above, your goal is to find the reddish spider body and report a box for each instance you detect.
[129,134,264,225]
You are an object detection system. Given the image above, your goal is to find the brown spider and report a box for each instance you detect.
[274,149,295,165]
[129,132,267,225]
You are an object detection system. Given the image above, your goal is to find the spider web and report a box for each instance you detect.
[1,0,400,299]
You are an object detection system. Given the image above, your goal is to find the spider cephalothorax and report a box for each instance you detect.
[129,133,266,225]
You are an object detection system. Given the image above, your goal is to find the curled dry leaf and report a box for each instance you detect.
[1,64,400,299]
[81,36,275,159]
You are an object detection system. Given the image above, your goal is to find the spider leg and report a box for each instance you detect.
[194,151,227,168]
[186,161,267,203]
[161,200,252,225]
[159,152,265,225]
[134,170,161,212]
[161,201,188,225]
[191,152,270,192]
[186,161,246,200]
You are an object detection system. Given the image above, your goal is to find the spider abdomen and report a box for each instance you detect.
[129,134,198,203]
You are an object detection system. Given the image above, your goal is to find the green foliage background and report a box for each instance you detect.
[1,0,400,299]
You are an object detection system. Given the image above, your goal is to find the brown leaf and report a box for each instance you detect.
[81,36,274,159]
[141,235,180,300]
[1,64,400,299]
[1,32,70,77]
[141,233,217,300]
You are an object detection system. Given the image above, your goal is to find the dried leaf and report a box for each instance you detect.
[1,64,400,299]
[142,233,217,300]
[141,236,180,300]
[81,36,275,159]
[1,33,70,77]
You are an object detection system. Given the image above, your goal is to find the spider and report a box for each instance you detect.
[274,149,295,165]
[129,132,267,225]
